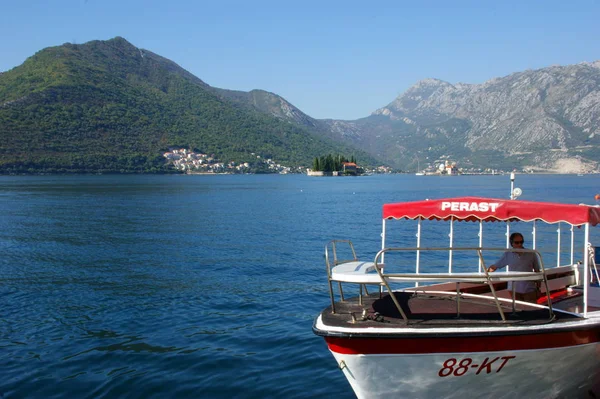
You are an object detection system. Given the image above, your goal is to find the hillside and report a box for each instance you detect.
[233,64,600,173]
[329,66,600,172]
[3,37,599,174]
[0,37,377,173]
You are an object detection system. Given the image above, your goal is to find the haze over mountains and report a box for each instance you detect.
[1,37,599,174]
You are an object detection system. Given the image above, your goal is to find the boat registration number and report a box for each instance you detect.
[438,356,515,377]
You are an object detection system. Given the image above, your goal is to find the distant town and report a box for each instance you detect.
[163,148,304,174]
[164,149,596,176]
[163,148,396,175]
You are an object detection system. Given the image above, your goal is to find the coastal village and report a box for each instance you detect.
[164,148,389,175]
[162,148,494,176]
[163,148,303,174]
[163,149,596,176]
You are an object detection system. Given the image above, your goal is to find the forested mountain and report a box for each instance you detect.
[0,37,377,173]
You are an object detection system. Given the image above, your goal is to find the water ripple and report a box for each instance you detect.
[0,174,597,398]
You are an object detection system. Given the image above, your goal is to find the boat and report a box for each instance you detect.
[415,159,425,175]
[313,181,600,398]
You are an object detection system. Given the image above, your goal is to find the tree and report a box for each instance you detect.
[313,157,320,171]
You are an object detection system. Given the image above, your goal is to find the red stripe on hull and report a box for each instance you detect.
[325,328,600,354]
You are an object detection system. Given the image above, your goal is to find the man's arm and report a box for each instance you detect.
[488,252,509,272]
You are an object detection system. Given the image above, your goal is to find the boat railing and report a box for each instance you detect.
[325,239,382,313]
[373,246,553,323]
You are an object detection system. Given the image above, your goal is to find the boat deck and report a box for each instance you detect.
[321,291,595,330]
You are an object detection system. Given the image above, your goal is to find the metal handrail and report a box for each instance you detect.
[372,246,553,324]
[325,240,358,313]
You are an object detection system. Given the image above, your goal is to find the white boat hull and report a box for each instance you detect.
[317,312,600,398]
[329,343,600,398]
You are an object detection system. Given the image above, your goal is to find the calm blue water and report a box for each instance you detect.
[1,174,599,398]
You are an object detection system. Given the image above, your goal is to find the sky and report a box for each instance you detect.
[1,0,600,120]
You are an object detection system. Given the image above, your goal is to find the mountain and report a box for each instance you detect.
[323,65,600,173]
[2,37,599,174]
[0,37,377,173]
[233,65,600,173]
[213,88,319,128]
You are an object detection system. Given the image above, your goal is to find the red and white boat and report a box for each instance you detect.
[313,187,600,398]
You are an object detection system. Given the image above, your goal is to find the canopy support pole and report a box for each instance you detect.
[556,223,561,267]
[478,221,484,272]
[449,217,454,273]
[505,222,511,273]
[381,219,386,256]
[415,218,422,287]
[584,223,590,317]
[570,225,575,265]
[381,219,387,295]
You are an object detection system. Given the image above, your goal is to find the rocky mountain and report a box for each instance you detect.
[239,63,600,173]
[334,64,600,172]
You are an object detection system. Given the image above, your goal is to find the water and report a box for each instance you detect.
[0,174,598,398]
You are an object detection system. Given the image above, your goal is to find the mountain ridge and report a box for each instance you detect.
[204,55,600,173]
[0,37,378,173]
[350,62,600,172]
[1,37,599,174]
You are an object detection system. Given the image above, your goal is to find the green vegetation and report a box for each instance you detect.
[312,154,358,174]
[0,37,377,174]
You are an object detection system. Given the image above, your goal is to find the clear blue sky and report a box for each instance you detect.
[1,0,599,120]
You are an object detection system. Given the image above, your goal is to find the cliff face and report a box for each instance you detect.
[365,62,600,171]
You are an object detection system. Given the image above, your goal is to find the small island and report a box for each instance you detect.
[306,154,376,176]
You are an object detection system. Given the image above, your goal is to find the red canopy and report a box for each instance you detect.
[382,196,600,226]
